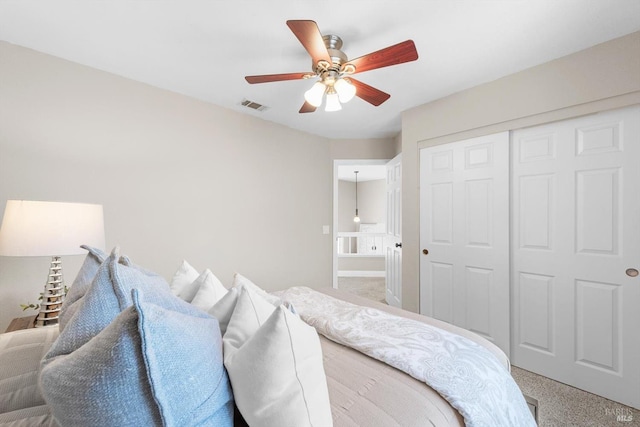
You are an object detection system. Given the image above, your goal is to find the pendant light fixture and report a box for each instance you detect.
[353,171,360,223]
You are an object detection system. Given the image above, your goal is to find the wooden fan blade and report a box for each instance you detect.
[347,40,418,74]
[286,20,332,66]
[299,101,317,113]
[245,72,310,84]
[349,78,391,106]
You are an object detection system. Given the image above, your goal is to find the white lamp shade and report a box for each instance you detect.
[304,81,326,107]
[0,200,105,256]
[334,78,356,103]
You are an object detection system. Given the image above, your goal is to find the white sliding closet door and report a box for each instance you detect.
[419,132,510,355]
[511,105,640,408]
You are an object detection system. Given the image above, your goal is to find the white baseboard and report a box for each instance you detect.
[338,270,385,278]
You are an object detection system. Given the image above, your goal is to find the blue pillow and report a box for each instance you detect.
[58,245,107,331]
[47,247,199,358]
[41,289,233,427]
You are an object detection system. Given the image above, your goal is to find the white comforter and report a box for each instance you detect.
[279,287,536,427]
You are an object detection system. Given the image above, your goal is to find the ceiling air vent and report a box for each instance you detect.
[240,99,269,112]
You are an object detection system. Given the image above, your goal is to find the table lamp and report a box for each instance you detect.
[0,200,105,327]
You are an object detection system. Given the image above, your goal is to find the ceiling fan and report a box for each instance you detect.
[245,20,418,113]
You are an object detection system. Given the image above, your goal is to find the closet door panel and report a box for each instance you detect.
[512,105,640,409]
[420,132,510,354]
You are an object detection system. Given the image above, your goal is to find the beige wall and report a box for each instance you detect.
[338,257,385,273]
[393,133,402,156]
[0,42,338,329]
[400,31,640,312]
[338,179,386,229]
[3,31,638,326]
[330,138,396,160]
[358,179,386,225]
[337,180,358,233]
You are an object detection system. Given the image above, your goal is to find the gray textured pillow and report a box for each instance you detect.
[41,289,233,427]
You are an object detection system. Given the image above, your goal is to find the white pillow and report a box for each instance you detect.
[223,292,333,427]
[170,260,199,295]
[208,287,240,336]
[209,282,295,336]
[232,273,281,306]
[189,269,228,311]
[223,287,275,352]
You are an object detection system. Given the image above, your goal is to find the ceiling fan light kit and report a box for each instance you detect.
[303,74,355,110]
[245,20,418,113]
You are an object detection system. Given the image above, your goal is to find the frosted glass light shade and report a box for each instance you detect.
[325,90,342,112]
[334,78,356,103]
[0,200,106,256]
[304,81,326,107]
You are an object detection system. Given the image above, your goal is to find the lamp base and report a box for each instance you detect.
[35,256,65,327]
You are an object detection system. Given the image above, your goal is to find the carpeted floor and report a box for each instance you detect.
[511,366,637,427]
[338,276,387,303]
[338,277,638,427]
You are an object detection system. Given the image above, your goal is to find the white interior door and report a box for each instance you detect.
[419,132,510,355]
[511,105,640,408]
[385,154,402,307]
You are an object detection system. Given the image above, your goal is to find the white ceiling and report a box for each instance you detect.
[1,1,638,140]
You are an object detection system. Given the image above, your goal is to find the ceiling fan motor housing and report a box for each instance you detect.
[317,34,348,72]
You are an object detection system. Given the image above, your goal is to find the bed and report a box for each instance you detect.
[0,247,534,427]
[315,287,508,427]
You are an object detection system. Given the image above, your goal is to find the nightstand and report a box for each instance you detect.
[4,315,37,333]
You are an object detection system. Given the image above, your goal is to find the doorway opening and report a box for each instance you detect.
[332,159,388,303]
